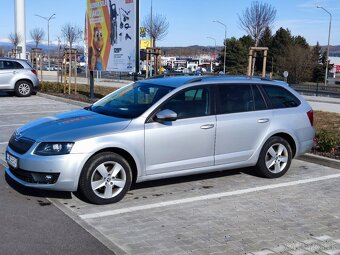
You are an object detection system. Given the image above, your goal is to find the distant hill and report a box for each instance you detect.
[1,41,340,57]
[321,45,340,55]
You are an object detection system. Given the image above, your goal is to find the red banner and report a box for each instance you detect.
[336,65,340,73]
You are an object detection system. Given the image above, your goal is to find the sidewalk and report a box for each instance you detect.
[40,71,132,88]
[303,95,340,114]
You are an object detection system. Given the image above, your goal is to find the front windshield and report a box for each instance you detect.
[90,82,173,118]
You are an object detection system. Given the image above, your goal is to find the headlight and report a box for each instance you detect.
[35,142,74,156]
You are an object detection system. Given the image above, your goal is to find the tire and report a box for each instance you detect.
[78,152,132,205]
[256,136,292,178]
[15,80,32,97]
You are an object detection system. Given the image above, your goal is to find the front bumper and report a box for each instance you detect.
[5,146,90,192]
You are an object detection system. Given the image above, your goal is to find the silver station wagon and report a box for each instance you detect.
[5,76,315,204]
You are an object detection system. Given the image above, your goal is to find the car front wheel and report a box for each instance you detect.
[78,152,132,205]
[256,136,292,178]
[15,81,32,97]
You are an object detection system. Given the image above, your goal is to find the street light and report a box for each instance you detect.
[35,13,56,70]
[317,6,332,86]
[207,36,216,72]
[213,20,227,74]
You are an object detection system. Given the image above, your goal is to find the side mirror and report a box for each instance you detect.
[155,109,177,122]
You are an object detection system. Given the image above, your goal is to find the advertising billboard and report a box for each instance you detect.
[140,39,153,50]
[87,0,137,72]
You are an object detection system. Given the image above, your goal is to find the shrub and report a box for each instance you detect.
[316,129,337,152]
[39,81,117,98]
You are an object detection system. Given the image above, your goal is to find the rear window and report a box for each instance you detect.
[262,85,300,109]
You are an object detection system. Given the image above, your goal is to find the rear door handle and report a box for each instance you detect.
[257,118,269,123]
[200,124,214,129]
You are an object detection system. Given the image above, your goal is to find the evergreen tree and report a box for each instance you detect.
[223,37,249,74]
[312,42,325,83]
[293,36,309,48]
[258,27,272,47]
[271,28,294,72]
[257,27,272,73]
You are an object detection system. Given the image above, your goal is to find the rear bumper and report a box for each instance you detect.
[296,139,314,157]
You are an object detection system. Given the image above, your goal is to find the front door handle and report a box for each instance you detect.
[200,124,214,129]
[257,118,269,123]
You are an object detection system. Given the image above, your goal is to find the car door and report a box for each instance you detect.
[0,60,15,89]
[215,84,273,165]
[144,85,216,175]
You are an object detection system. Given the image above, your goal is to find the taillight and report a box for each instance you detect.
[31,69,37,75]
[307,110,313,126]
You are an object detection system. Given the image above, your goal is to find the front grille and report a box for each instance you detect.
[8,134,35,154]
[9,166,60,184]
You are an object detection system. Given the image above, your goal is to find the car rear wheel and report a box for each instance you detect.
[15,81,32,97]
[78,152,132,205]
[256,136,292,178]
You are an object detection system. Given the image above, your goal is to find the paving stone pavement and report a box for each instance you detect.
[248,235,340,255]
[51,160,340,255]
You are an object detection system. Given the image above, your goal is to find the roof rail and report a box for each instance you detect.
[184,77,204,84]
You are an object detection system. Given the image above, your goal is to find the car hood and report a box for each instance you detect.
[16,109,131,142]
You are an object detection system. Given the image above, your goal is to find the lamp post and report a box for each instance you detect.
[317,6,332,86]
[35,13,56,70]
[207,36,216,72]
[149,0,153,77]
[213,20,227,74]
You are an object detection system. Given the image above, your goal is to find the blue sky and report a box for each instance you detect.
[0,0,339,47]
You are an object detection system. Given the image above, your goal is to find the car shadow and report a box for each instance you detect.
[5,166,261,204]
[0,92,14,97]
[5,172,72,200]
[131,167,259,190]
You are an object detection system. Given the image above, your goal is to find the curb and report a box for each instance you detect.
[48,198,128,255]
[306,99,340,105]
[37,92,92,107]
[298,153,340,170]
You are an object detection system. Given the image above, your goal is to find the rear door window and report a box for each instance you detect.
[253,85,267,111]
[1,60,23,70]
[262,85,300,108]
[217,84,254,114]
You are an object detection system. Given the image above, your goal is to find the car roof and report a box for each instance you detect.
[139,75,289,88]
[0,57,28,62]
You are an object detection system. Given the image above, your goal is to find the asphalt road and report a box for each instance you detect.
[0,92,114,255]
[0,165,114,255]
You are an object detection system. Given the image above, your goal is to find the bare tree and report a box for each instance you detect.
[239,1,276,47]
[239,1,276,75]
[61,23,82,94]
[30,27,45,48]
[142,13,169,47]
[278,45,314,84]
[8,32,22,49]
[61,23,83,49]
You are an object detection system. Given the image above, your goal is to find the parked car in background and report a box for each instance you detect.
[0,57,39,96]
[5,76,315,204]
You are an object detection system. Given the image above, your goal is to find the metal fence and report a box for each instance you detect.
[290,84,340,98]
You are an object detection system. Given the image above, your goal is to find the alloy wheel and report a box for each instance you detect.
[90,161,127,199]
[265,143,289,174]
